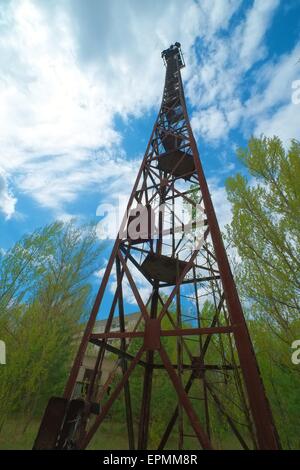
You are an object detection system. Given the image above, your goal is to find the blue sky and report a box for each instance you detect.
[0,0,299,309]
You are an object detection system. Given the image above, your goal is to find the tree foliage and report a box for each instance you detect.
[226,136,300,335]
[1,136,299,449]
[0,221,103,430]
[226,136,300,448]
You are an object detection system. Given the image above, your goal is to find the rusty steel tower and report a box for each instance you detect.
[34,43,280,450]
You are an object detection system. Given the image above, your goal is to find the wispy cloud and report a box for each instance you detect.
[0,0,298,225]
[247,43,300,145]
[189,0,283,142]
[0,170,17,219]
[0,0,206,218]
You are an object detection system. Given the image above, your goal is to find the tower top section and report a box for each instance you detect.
[161,42,185,69]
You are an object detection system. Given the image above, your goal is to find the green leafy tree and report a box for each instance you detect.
[226,136,300,337]
[0,221,104,431]
[225,136,300,448]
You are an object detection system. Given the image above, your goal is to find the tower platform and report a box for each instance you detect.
[141,253,190,284]
[158,150,195,178]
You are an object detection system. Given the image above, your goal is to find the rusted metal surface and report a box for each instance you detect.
[33,397,68,450]
[116,256,135,449]
[177,58,280,451]
[144,319,161,350]
[57,398,86,449]
[90,326,233,341]
[159,346,212,450]
[34,42,280,451]
[141,253,191,284]
[157,150,195,178]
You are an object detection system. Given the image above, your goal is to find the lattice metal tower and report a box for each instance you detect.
[34,43,280,450]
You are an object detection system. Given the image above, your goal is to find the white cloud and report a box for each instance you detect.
[191,106,228,141]
[94,259,108,280]
[0,0,246,219]
[244,42,300,145]
[189,0,282,142]
[109,259,152,306]
[238,0,280,69]
[255,102,300,147]
[208,177,233,230]
[197,0,242,37]
[246,43,300,113]
[0,0,296,224]
[0,247,6,256]
[0,170,17,219]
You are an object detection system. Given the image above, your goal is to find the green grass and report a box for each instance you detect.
[0,417,242,450]
[0,418,129,450]
[0,418,38,450]
[0,418,144,450]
